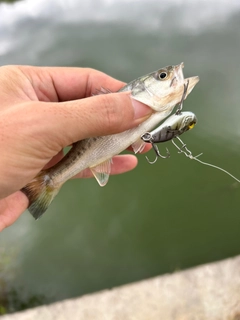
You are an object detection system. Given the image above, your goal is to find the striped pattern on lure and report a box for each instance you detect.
[22,63,199,219]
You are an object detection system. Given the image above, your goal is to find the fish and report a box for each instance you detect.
[21,62,199,219]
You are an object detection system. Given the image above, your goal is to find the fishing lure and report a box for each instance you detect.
[141,110,197,163]
[141,112,240,183]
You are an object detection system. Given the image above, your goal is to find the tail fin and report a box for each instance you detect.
[21,171,60,220]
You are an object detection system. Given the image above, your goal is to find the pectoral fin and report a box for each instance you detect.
[131,138,146,154]
[90,159,112,186]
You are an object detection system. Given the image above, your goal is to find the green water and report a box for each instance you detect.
[0,0,240,313]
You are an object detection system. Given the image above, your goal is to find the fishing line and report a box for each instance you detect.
[171,137,240,183]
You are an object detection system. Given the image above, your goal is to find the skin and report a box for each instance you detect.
[0,65,152,231]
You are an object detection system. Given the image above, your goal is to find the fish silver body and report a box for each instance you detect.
[22,63,199,219]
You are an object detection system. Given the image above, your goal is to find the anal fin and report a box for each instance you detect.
[90,159,112,186]
[131,138,146,154]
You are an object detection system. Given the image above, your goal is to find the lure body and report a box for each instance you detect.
[141,111,197,144]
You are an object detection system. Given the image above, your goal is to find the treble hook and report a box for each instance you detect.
[141,132,170,164]
[175,80,189,115]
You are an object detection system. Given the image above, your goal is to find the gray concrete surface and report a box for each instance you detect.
[2,256,240,320]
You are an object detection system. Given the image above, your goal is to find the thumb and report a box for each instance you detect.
[40,91,153,147]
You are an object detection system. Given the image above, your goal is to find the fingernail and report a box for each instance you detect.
[131,97,153,120]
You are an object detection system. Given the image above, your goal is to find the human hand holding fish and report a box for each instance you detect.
[0,65,153,231]
[0,63,199,229]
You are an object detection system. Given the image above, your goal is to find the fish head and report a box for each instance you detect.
[131,62,199,112]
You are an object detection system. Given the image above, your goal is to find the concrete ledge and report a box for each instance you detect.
[2,256,240,320]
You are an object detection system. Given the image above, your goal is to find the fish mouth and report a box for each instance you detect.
[174,61,184,70]
[170,62,185,87]
[175,62,184,79]
[184,76,199,98]
[169,62,199,102]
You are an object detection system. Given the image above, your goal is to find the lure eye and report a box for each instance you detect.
[188,123,195,130]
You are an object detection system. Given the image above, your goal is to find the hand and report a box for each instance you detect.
[0,65,152,231]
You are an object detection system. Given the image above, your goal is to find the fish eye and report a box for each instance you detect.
[159,72,167,79]
[155,69,169,81]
